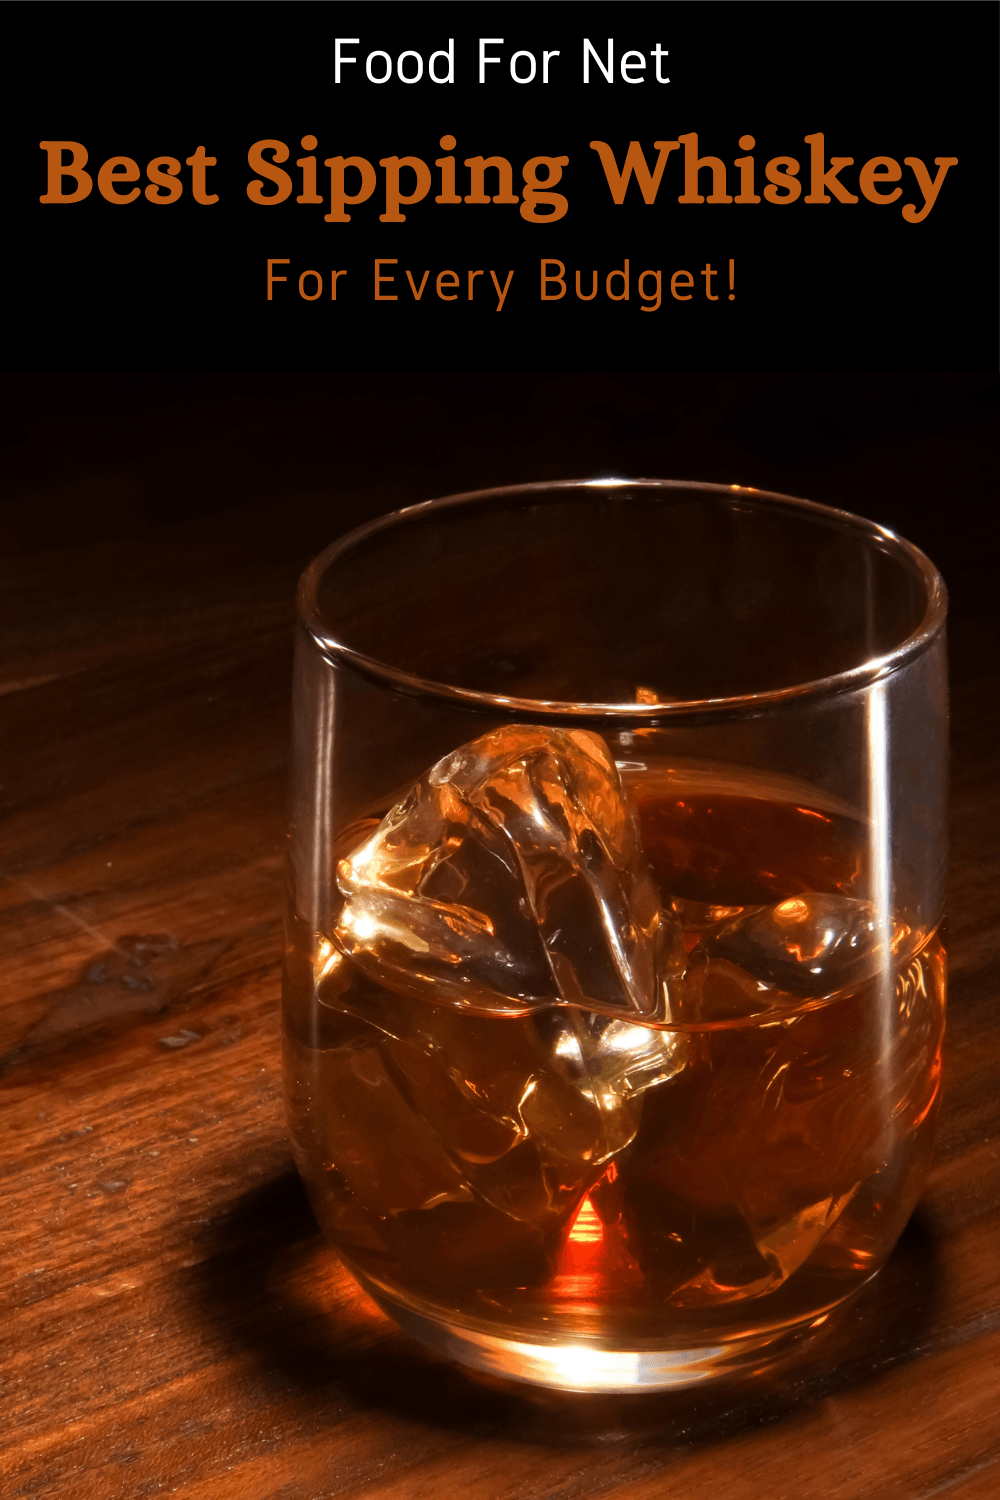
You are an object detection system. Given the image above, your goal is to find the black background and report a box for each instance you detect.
[1,369,996,675]
[1,0,997,371]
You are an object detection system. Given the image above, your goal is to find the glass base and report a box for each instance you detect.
[358,1274,862,1394]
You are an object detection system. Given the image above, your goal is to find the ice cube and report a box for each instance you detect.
[313,727,693,1293]
[752,1187,859,1281]
[699,892,890,998]
[333,725,683,1019]
[311,944,690,1292]
[313,950,616,1244]
[667,896,758,950]
[302,1036,475,1219]
[291,993,565,1291]
[541,1009,690,1121]
[614,989,888,1303]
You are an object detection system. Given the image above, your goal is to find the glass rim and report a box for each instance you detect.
[297,478,948,723]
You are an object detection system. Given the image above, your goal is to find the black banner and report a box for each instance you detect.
[2,1,996,371]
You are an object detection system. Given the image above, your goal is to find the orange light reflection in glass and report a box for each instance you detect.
[568,1197,604,1246]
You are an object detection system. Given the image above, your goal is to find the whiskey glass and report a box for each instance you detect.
[283,479,947,1392]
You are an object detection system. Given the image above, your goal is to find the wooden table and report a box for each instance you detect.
[3,374,998,1499]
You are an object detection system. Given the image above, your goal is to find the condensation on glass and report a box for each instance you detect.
[284,480,947,1392]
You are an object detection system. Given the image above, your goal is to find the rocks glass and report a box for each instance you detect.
[283,479,947,1392]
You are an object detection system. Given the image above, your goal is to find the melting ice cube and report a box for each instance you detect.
[700,892,891,998]
[333,725,683,1019]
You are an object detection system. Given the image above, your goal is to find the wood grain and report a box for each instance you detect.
[1,373,997,1499]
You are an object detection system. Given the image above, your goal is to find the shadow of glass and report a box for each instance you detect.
[183,1165,945,1451]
